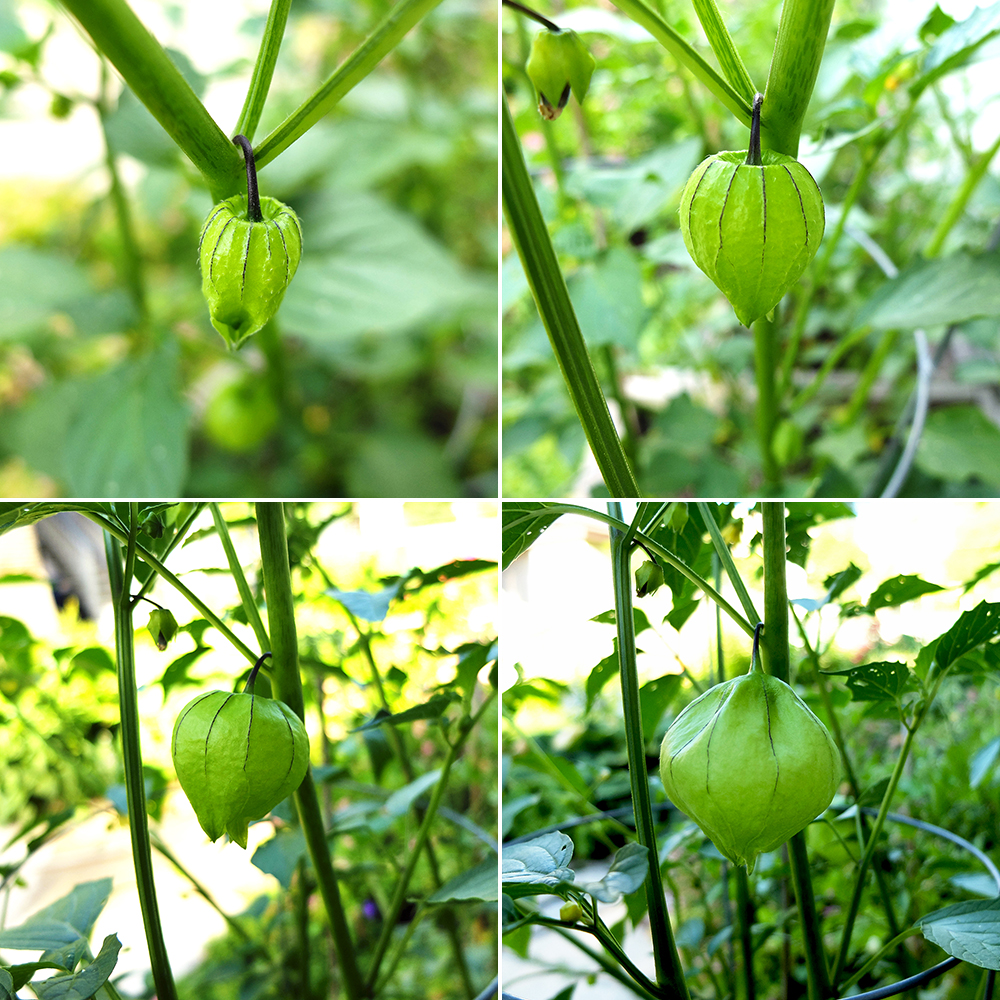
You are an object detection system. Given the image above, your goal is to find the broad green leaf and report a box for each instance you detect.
[970,737,1000,789]
[824,660,912,704]
[934,602,1000,672]
[0,879,111,951]
[0,246,91,340]
[383,770,441,818]
[913,4,1000,96]
[354,693,457,731]
[918,898,1000,970]
[585,646,619,713]
[33,933,121,1000]
[640,673,683,743]
[326,584,401,622]
[501,832,575,898]
[502,502,562,568]
[917,406,1000,488]
[865,574,946,612]
[573,842,649,903]
[281,189,492,352]
[568,248,648,350]
[856,253,1000,330]
[427,856,498,902]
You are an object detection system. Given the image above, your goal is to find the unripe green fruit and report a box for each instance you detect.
[659,666,839,872]
[171,689,309,849]
[679,149,824,327]
[198,194,303,350]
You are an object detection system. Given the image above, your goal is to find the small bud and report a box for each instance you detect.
[525,29,595,120]
[559,901,583,922]
[147,609,178,651]
[635,559,664,597]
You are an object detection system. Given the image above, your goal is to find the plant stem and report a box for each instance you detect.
[363,695,496,993]
[104,508,177,1000]
[253,0,445,169]
[761,503,831,999]
[210,502,269,652]
[502,0,561,33]
[761,0,835,157]
[503,98,640,496]
[608,502,689,999]
[255,502,364,1000]
[753,315,781,493]
[734,867,755,1000]
[59,0,237,195]
[234,0,292,141]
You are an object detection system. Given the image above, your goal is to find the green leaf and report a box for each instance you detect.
[913,4,1000,96]
[8,344,187,496]
[354,693,457,731]
[585,647,619,714]
[568,248,647,350]
[281,189,490,351]
[383,770,441,818]
[857,253,1000,330]
[823,661,913,703]
[32,933,121,999]
[502,502,562,568]
[501,832,575,898]
[917,406,1000,487]
[918,897,1000,970]
[640,673,683,743]
[427,856,498,902]
[970,737,1000,789]
[865,574,946,612]
[934,601,1000,672]
[0,879,112,950]
[573,842,649,903]
[0,246,92,340]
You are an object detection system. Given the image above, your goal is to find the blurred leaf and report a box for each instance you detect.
[640,673,682,743]
[0,879,111,950]
[383,769,441,818]
[585,646,619,714]
[573,842,648,903]
[251,827,307,889]
[9,343,188,496]
[281,189,492,351]
[354,693,457,730]
[0,246,92,339]
[970,737,1000,789]
[856,253,1000,330]
[569,248,647,350]
[427,856,498,902]
[327,584,401,622]
[913,4,1000,96]
[917,406,1000,487]
[501,832,575,898]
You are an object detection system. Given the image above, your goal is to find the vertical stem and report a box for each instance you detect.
[608,502,689,998]
[734,866,756,1000]
[761,502,831,999]
[503,97,640,497]
[761,0,835,156]
[753,316,781,494]
[105,508,177,1000]
[255,502,364,1000]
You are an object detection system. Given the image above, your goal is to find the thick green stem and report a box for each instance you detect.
[735,867,755,1000]
[753,316,781,494]
[105,509,177,1000]
[255,502,364,1000]
[59,0,236,194]
[761,503,830,999]
[503,98,639,496]
[761,0,835,156]
[608,502,689,998]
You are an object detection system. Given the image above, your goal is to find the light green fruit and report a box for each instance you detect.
[171,689,309,849]
[659,666,840,872]
[679,149,824,327]
[198,194,303,350]
[525,29,595,120]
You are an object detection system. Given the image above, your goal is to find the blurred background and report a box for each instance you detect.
[0,0,498,497]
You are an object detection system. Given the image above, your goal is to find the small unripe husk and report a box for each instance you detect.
[660,665,840,872]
